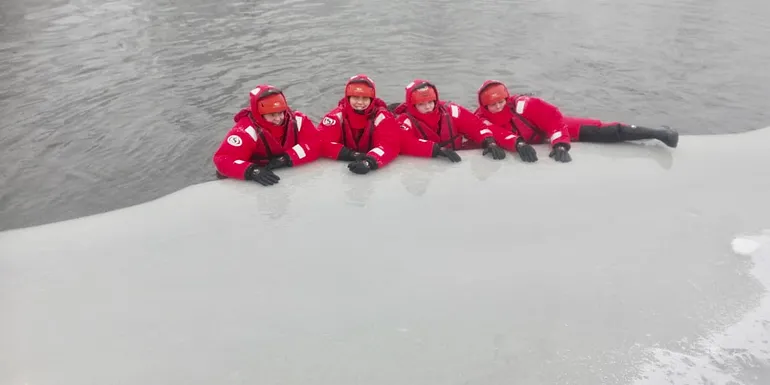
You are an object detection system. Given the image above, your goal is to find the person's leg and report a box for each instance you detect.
[567,116,679,148]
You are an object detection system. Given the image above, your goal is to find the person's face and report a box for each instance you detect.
[262,112,284,125]
[349,96,371,111]
[486,99,506,113]
[415,101,435,114]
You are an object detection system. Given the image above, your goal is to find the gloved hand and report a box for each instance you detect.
[432,143,462,162]
[516,138,538,162]
[266,154,292,170]
[481,137,506,160]
[347,155,378,175]
[245,165,281,186]
[549,143,572,163]
[338,147,364,162]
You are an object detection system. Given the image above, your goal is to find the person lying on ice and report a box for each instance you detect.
[390,79,510,163]
[212,84,321,186]
[316,74,401,175]
[474,80,680,163]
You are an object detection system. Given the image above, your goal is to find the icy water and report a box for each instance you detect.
[1,0,769,230]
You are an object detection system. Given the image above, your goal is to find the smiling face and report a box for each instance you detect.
[262,112,285,125]
[349,96,372,111]
[345,78,376,112]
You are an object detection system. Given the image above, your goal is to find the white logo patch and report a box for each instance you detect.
[322,117,336,126]
[250,87,261,96]
[227,135,242,147]
[405,81,415,90]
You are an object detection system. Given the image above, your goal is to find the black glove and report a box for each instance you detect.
[265,154,292,170]
[481,137,506,160]
[337,147,364,162]
[245,164,281,186]
[516,138,538,163]
[347,155,378,175]
[549,143,572,163]
[432,143,462,162]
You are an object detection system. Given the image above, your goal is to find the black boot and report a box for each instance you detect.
[618,124,679,148]
[578,124,622,143]
[579,124,679,148]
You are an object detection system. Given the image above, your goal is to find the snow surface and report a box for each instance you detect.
[2,127,770,385]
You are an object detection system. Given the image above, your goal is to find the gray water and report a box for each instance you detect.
[1,0,769,230]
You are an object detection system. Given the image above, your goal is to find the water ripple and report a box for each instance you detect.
[1,0,770,230]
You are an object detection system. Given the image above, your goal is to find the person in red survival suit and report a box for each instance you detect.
[474,80,680,163]
[391,79,509,163]
[212,84,321,186]
[317,74,401,175]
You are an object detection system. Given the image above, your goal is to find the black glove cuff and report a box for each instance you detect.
[244,164,259,180]
[337,147,353,160]
[431,143,440,157]
[554,142,571,151]
[482,137,496,148]
[364,155,379,170]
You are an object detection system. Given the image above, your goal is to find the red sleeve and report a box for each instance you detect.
[396,115,435,158]
[316,111,345,160]
[515,97,570,148]
[478,117,519,152]
[446,103,494,145]
[212,126,258,180]
[366,110,401,168]
[285,112,321,167]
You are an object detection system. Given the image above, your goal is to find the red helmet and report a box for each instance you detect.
[411,85,437,104]
[479,83,509,106]
[256,91,287,115]
[345,75,376,98]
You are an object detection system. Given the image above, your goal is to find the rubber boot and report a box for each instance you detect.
[579,124,679,148]
[577,124,623,143]
[618,124,679,148]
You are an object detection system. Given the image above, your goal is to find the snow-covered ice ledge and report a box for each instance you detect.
[2,127,770,385]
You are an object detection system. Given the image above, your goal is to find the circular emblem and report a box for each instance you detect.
[227,135,242,147]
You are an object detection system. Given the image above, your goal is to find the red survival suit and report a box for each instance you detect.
[212,84,321,180]
[317,74,401,171]
[473,80,579,150]
[392,79,512,159]
[474,80,681,146]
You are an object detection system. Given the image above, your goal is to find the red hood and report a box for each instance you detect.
[338,74,386,129]
[232,84,291,132]
[393,79,441,128]
[474,79,514,126]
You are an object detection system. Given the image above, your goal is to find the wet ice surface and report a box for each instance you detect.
[2,128,770,385]
[634,232,770,385]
